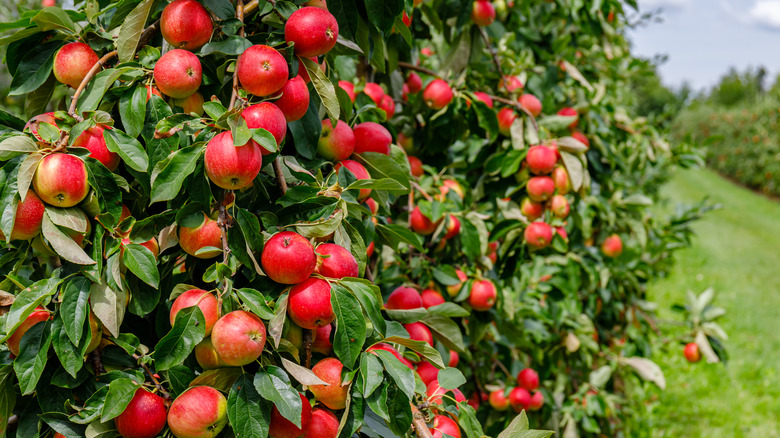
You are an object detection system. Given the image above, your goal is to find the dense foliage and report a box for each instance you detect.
[0,0,719,438]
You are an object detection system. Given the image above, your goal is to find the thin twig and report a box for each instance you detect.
[398,61,439,78]
[302,329,313,368]
[89,349,106,375]
[478,26,507,91]
[243,0,261,15]
[133,354,172,400]
[67,50,118,120]
[487,93,540,133]
[217,192,234,296]
[411,404,433,438]
[229,0,245,110]
[273,157,288,195]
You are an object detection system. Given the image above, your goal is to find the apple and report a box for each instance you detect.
[211,310,266,366]
[173,91,205,115]
[397,132,413,151]
[261,231,317,284]
[241,102,288,154]
[303,0,327,8]
[153,49,202,99]
[473,91,494,108]
[556,226,568,241]
[684,342,701,363]
[440,179,464,199]
[297,56,323,83]
[168,386,228,438]
[526,145,557,175]
[178,213,222,258]
[385,286,422,309]
[443,215,460,239]
[497,107,516,136]
[304,407,338,438]
[194,337,227,370]
[517,368,539,391]
[519,93,542,117]
[471,0,495,26]
[204,131,263,190]
[528,391,544,411]
[551,166,571,194]
[71,125,119,171]
[337,80,356,102]
[526,176,555,202]
[421,47,434,57]
[601,234,623,257]
[334,160,371,200]
[415,361,439,386]
[311,323,333,355]
[427,380,466,405]
[275,76,311,122]
[237,45,289,97]
[7,307,50,356]
[402,10,412,27]
[448,350,459,367]
[572,131,590,147]
[467,391,482,410]
[160,0,213,51]
[406,72,423,94]
[318,120,355,161]
[33,154,89,207]
[310,357,348,409]
[557,107,578,129]
[403,322,434,346]
[0,190,45,241]
[431,415,461,438]
[489,389,510,411]
[269,392,312,438]
[353,122,392,155]
[487,241,498,263]
[467,279,497,311]
[367,343,414,369]
[549,195,569,219]
[366,240,375,258]
[446,269,467,296]
[407,155,424,177]
[53,42,98,88]
[380,94,395,119]
[423,79,453,110]
[409,206,439,235]
[520,198,543,221]
[170,289,220,335]
[114,388,167,438]
[524,222,553,250]
[499,75,523,93]
[362,83,385,106]
[24,112,58,141]
[285,7,339,57]
[287,277,335,329]
[315,243,358,278]
[42,0,56,6]
[365,198,379,215]
[509,387,531,412]
[421,289,445,308]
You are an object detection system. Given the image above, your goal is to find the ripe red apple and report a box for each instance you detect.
[287,277,334,329]
[684,342,701,363]
[204,131,263,190]
[500,75,524,93]
[430,414,461,438]
[415,361,439,386]
[571,131,590,147]
[241,102,288,154]
[237,45,289,97]
[549,195,569,219]
[526,176,555,202]
[364,198,379,215]
[408,155,424,177]
[557,107,578,129]
[519,93,542,117]
[146,85,163,101]
[366,240,375,257]
[402,10,412,27]
[421,289,445,308]
[318,120,355,161]
[153,49,202,98]
[443,215,460,239]
[386,286,422,309]
[520,198,543,221]
[421,47,434,57]
[338,80,356,102]
[42,0,56,6]
[497,107,517,136]
[409,206,440,235]
[72,125,119,171]
[467,279,497,311]
[24,112,58,141]
[353,122,392,155]
[315,243,358,279]
[269,392,312,438]
[114,388,167,438]
[487,241,498,263]
[1,190,45,241]
[311,324,333,355]
[261,231,317,284]
[552,166,571,194]
[448,351,459,367]
[524,222,552,250]
[194,337,227,370]
[446,269,467,296]
[285,7,339,57]
[160,0,213,51]
[380,94,395,119]
[473,91,494,108]
[334,160,371,200]
[367,343,414,369]
[601,234,623,258]
[471,0,496,26]
[509,387,531,412]
[178,213,222,259]
[170,289,220,335]
[362,83,385,106]
[556,226,568,241]
[489,389,510,411]
[53,42,98,88]
[517,368,539,391]
[304,407,338,438]
[7,307,50,356]
[403,322,434,346]
[168,386,228,438]
[423,79,453,110]
[310,357,348,409]
[275,76,310,122]
[33,153,89,207]
[406,72,423,94]
[173,91,205,116]
[526,145,557,175]
[528,391,544,411]
[211,310,266,366]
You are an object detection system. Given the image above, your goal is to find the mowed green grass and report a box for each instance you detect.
[649,167,780,437]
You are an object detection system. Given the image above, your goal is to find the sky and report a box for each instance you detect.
[628,0,780,91]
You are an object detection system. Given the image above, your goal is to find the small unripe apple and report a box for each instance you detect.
[178,213,222,259]
[168,386,228,438]
[304,407,338,438]
[114,388,167,438]
[552,166,571,194]
[517,368,540,391]
[430,414,461,438]
[572,131,590,147]
[601,234,623,257]
[446,269,467,296]
[160,0,213,51]
[269,392,312,438]
[509,387,531,412]
[415,361,439,386]
[315,243,358,279]
[311,324,333,355]
[367,343,414,369]
[489,389,510,411]
[528,391,544,411]
[237,45,289,97]
[33,153,89,207]
[285,7,339,57]
[526,145,557,175]
[497,107,517,136]
[287,277,334,329]
[72,125,119,171]
[467,279,497,311]
[353,122,392,155]
[423,79,453,110]
[499,75,524,93]
[204,131,263,190]
[408,156,424,177]
[386,286,423,309]
[211,310,266,366]
[318,120,355,161]
[173,91,205,116]
[410,206,439,235]
[524,222,553,250]
[362,83,385,106]
[549,194,569,219]
[684,342,701,363]
[448,350,459,367]
[170,289,220,335]
[7,306,50,356]
[519,93,542,117]
[241,102,288,154]
[406,72,423,94]
[275,76,310,122]
[338,81,356,102]
[53,42,98,88]
[194,337,227,370]
[153,49,202,99]
[310,357,348,409]
[334,160,371,200]
[261,231,317,284]
[421,289,445,308]
[526,176,555,202]
[471,0,496,26]
[403,322,434,346]
[443,215,460,239]
[1,190,45,241]
[557,107,579,129]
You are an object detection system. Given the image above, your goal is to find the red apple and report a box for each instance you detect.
[528,391,544,411]
[557,107,578,129]
[338,80,356,102]
[72,125,119,171]
[275,76,311,122]
[178,213,222,259]
[423,79,453,110]
[261,231,317,284]
[168,386,228,438]
[310,357,348,409]
[415,361,439,386]
[380,94,395,119]
[366,240,375,258]
[287,277,334,330]
[524,222,552,250]
[315,243,358,279]
[406,72,422,94]
[471,0,496,26]
[173,91,205,115]
[397,132,413,151]
[285,7,339,57]
[241,102,288,154]
[526,176,555,202]
[353,122,392,155]
[556,226,568,241]
[297,56,323,83]
[489,389,510,411]
[684,342,701,363]
[237,45,289,97]
[446,269,467,296]
[311,324,333,355]
[1,190,45,241]
[169,289,220,335]
[421,47,434,57]
[211,310,266,366]
[304,407,338,438]
[42,0,56,6]
[33,153,89,207]
[509,387,531,412]
[549,195,569,219]
[431,414,461,438]
[404,322,434,346]
[402,10,412,27]
[551,166,571,194]
[520,198,543,221]
[194,337,227,370]
[519,93,542,117]
[23,112,58,141]
[443,215,460,239]
[473,91,494,108]
[362,83,385,106]
[7,307,50,356]
[115,388,167,438]
[204,131,263,190]
[526,145,557,175]
[334,160,371,200]
[367,343,414,369]
[497,107,517,136]
[364,198,379,215]
[468,279,497,311]
[448,351,459,367]
[571,131,590,147]
[318,120,355,161]
[269,392,312,438]
[499,75,524,93]
[53,42,98,88]
[153,49,202,99]
[386,286,422,309]
[160,0,213,51]
[427,380,466,405]
[421,289,445,308]
[601,234,623,257]
[517,368,539,391]
[409,206,439,235]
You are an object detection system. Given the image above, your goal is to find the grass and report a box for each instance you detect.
[649,167,780,437]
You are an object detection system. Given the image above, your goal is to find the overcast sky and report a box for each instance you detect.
[628,0,780,91]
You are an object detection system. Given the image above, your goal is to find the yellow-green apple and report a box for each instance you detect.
[178,213,222,258]
[467,279,497,311]
[423,79,453,110]
[489,389,510,411]
[285,7,339,57]
[33,154,89,207]
[53,42,98,88]
[274,76,310,122]
[524,221,552,250]
[153,49,202,98]
[601,234,623,257]
[317,120,355,161]
[204,131,263,190]
[160,0,213,51]
[114,388,167,438]
[260,231,317,284]
[167,386,228,438]
[269,392,312,438]
[443,215,460,239]
[309,357,348,409]
[194,337,227,370]
[241,102,288,154]
[7,306,50,356]
[353,122,392,155]
[549,194,569,219]
[315,243,358,279]
[334,160,372,200]
[211,310,266,366]
[237,45,288,97]
[170,289,220,335]
[287,277,334,329]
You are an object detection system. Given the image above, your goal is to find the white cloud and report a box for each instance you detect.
[640,0,692,9]
[746,0,780,30]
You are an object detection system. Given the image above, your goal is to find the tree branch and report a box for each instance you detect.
[478,26,507,91]
[133,354,171,400]
[398,61,439,78]
[273,157,288,195]
[67,50,118,121]
[229,0,245,110]
[487,93,539,133]
[411,404,433,438]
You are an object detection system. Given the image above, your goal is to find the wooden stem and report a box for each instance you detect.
[411,404,433,438]
[133,354,172,400]
[398,61,439,78]
[479,26,507,89]
[273,157,288,195]
[302,329,313,368]
[67,50,118,120]
[229,0,245,110]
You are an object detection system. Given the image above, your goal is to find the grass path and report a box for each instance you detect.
[650,167,780,437]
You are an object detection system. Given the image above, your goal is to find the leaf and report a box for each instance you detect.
[254,366,302,427]
[46,206,89,233]
[329,0,359,39]
[497,411,554,438]
[382,336,444,368]
[85,158,123,228]
[203,0,235,19]
[25,74,56,119]
[426,315,465,353]
[427,303,470,318]
[340,278,386,336]
[374,349,415,400]
[42,213,96,265]
[77,68,125,113]
[104,128,149,172]
[695,330,720,364]
[13,320,52,395]
[560,151,584,191]
[589,365,612,388]
[100,378,138,422]
[268,292,288,348]
[365,0,403,33]
[347,178,406,192]
[200,35,253,56]
[457,403,484,438]
[52,316,88,377]
[1,277,59,343]
[359,351,384,398]
[356,148,411,191]
[90,283,126,338]
[0,365,16,437]
[117,0,154,63]
[281,358,328,386]
[301,57,340,124]
[32,7,76,32]
[15,152,41,203]
[0,135,38,160]
[619,357,666,390]
[189,368,243,393]
[375,223,424,252]
[228,374,270,438]
[8,41,60,96]
[235,288,274,320]
[438,367,466,390]
[557,136,588,153]
[153,306,206,371]
[122,243,160,288]
[331,284,368,368]
[150,145,203,204]
[537,115,578,131]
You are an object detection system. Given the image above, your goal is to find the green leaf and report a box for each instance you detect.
[426,315,465,353]
[375,223,424,252]
[365,0,403,34]
[251,128,278,153]
[200,35,253,55]
[1,277,59,343]
[235,208,263,253]
[0,155,22,240]
[51,316,89,377]
[86,157,123,228]
[202,0,235,19]
[14,320,52,395]
[253,366,302,427]
[331,284,367,369]
[25,74,56,119]
[153,306,206,371]
[100,378,138,422]
[438,367,466,389]
[8,41,60,96]
[457,403,485,438]
[0,135,38,161]
[301,57,340,125]
[190,368,243,393]
[70,385,108,424]
[382,336,444,368]
[122,243,159,288]
[329,0,359,40]
[228,375,270,438]
[150,144,203,204]
[340,278,386,335]
[32,7,76,32]
[117,0,154,63]
[76,68,125,113]
[374,349,415,400]
[0,365,16,437]
[347,178,406,192]
[119,87,147,139]
[496,411,554,438]
[356,149,411,191]
[166,365,196,396]
[359,352,384,398]
[42,213,96,265]
[268,292,288,348]
[90,282,126,338]
[46,206,89,233]
[235,288,275,320]
[427,303,470,318]
[385,384,412,437]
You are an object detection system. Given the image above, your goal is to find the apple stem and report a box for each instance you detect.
[412,182,433,202]
[302,329,313,368]
[410,404,433,438]
[273,157,288,195]
[397,61,440,79]
[133,353,172,400]
[88,349,106,375]
[228,0,245,110]
[243,0,261,15]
